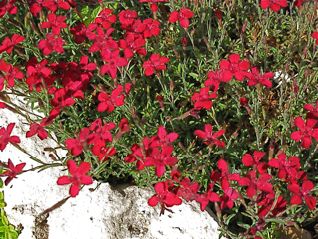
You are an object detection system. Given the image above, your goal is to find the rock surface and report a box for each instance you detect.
[0,96,222,239]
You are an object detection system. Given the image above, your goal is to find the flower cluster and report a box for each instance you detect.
[0,1,317,238]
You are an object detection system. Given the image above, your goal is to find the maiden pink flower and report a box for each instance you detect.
[0,34,24,54]
[148,181,182,210]
[143,54,169,76]
[290,116,318,149]
[288,180,316,210]
[0,159,25,186]
[57,160,93,197]
[260,0,288,12]
[194,124,225,148]
[168,8,194,29]
[0,123,20,151]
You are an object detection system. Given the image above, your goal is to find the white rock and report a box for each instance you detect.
[0,96,222,239]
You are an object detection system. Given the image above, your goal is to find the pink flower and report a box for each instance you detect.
[57,160,93,197]
[268,152,300,182]
[168,8,194,29]
[0,34,24,54]
[26,123,48,140]
[38,33,64,55]
[143,54,169,76]
[194,124,225,148]
[246,67,273,88]
[260,0,288,12]
[312,32,318,45]
[0,123,20,151]
[144,145,178,177]
[288,180,316,210]
[242,151,267,173]
[40,13,67,35]
[0,159,26,186]
[219,53,250,81]
[290,116,318,149]
[148,181,182,210]
[191,87,217,110]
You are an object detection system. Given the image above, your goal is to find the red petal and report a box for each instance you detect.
[81,175,93,185]
[154,182,165,194]
[70,184,80,197]
[302,180,314,192]
[217,159,228,172]
[78,162,91,175]
[294,117,305,130]
[148,195,159,207]
[290,131,302,141]
[57,176,71,185]
[305,196,316,210]
[290,195,302,205]
[242,154,254,167]
[67,160,78,175]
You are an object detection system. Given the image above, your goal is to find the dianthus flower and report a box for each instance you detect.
[57,160,93,197]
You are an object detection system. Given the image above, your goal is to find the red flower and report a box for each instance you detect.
[288,180,316,210]
[0,101,6,108]
[91,143,116,161]
[119,33,146,59]
[97,85,128,113]
[177,177,200,202]
[148,181,182,210]
[144,145,178,177]
[65,127,90,156]
[150,125,178,147]
[57,160,93,197]
[260,0,288,12]
[204,69,232,92]
[168,8,194,29]
[0,159,26,186]
[219,53,250,81]
[312,32,318,45]
[143,18,160,38]
[87,119,115,145]
[268,152,300,181]
[290,116,318,149]
[38,33,64,55]
[210,159,240,190]
[195,183,220,211]
[0,0,18,18]
[220,187,239,209]
[70,22,87,44]
[118,9,138,29]
[143,53,169,76]
[100,52,128,79]
[238,170,273,199]
[26,123,48,140]
[42,0,71,12]
[257,193,287,218]
[26,57,52,92]
[94,8,116,29]
[118,118,130,133]
[194,124,225,148]
[191,87,217,110]
[0,34,24,54]
[0,60,24,90]
[0,123,20,151]
[304,101,318,120]
[246,67,273,88]
[139,0,168,12]
[40,13,67,35]
[242,151,267,173]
